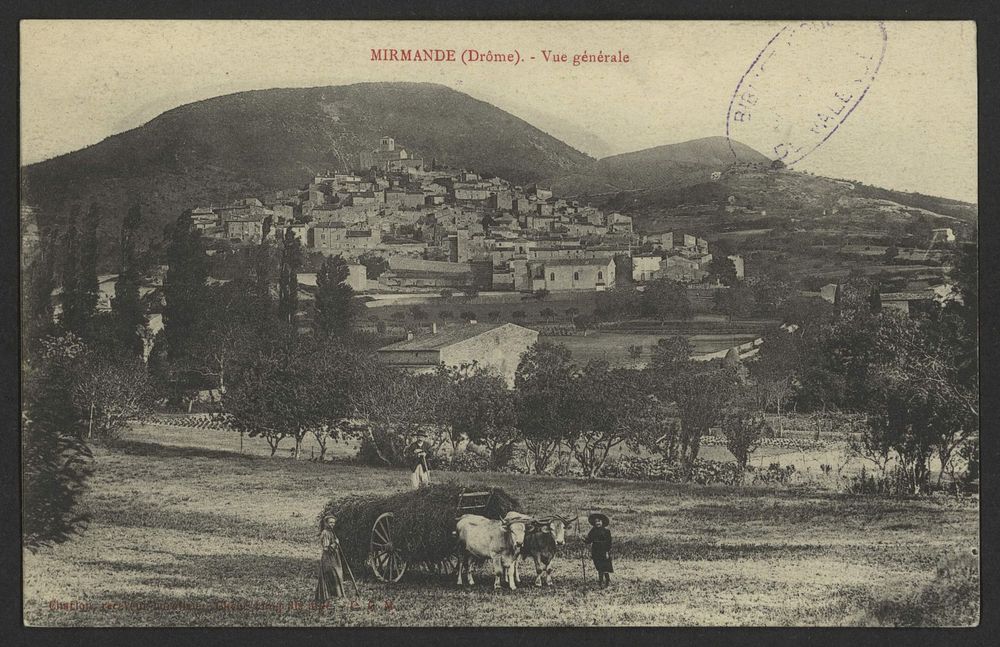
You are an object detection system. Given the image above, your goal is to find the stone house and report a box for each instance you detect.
[376,322,539,386]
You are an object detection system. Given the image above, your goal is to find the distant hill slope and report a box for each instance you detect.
[21,82,594,235]
[548,136,770,197]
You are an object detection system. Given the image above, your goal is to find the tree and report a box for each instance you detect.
[22,333,94,549]
[223,331,351,459]
[573,313,594,335]
[71,349,154,439]
[163,211,210,361]
[278,227,303,324]
[713,284,756,320]
[112,204,147,356]
[514,342,577,473]
[722,407,769,472]
[349,360,440,466]
[358,251,389,280]
[315,254,354,336]
[251,215,275,300]
[24,228,59,354]
[450,367,519,469]
[706,256,738,287]
[670,367,738,471]
[540,307,555,321]
[58,206,84,335]
[568,362,661,478]
[77,204,101,334]
[649,336,693,375]
[641,279,692,321]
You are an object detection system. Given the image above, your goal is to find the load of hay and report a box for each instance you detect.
[318,482,522,575]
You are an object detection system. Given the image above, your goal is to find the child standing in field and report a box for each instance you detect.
[585,512,614,588]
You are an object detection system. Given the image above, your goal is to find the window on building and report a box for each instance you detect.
[598,271,604,281]
[550,273,555,282]
[573,272,580,281]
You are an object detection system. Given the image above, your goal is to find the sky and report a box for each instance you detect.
[21,20,978,203]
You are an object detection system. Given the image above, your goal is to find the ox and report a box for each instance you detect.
[511,515,576,587]
[455,512,531,589]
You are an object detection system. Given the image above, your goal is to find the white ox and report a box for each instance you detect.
[454,512,531,589]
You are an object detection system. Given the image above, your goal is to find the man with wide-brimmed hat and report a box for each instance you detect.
[405,430,433,489]
[584,512,614,588]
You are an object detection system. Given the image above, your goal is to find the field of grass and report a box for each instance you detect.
[22,424,978,627]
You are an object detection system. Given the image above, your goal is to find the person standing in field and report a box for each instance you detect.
[585,512,614,588]
[315,515,345,602]
[405,431,433,489]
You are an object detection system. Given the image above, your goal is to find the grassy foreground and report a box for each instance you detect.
[22,424,979,627]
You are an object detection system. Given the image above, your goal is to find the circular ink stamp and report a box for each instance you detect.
[726,21,888,166]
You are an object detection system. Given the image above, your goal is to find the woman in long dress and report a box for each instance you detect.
[315,515,345,602]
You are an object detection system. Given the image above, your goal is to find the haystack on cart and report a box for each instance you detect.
[324,484,519,584]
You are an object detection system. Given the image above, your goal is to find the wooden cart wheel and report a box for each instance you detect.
[369,512,408,582]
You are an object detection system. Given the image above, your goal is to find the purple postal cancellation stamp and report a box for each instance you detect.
[726,21,888,166]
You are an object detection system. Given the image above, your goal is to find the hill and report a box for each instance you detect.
[547,136,770,197]
[21,82,594,235]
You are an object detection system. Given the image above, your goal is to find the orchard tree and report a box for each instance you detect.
[568,362,661,478]
[349,360,440,466]
[223,330,345,458]
[514,342,577,473]
[641,279,692,321]
[451,367,519,469]
[670,366,739,471]
[71,349,154,439]
[706,255,738,287]
[714,284,756,320]
[721,407,769,472]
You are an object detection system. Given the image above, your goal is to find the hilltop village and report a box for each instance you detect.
[191,136,742,293]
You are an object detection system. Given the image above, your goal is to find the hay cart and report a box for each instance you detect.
[366,488,506,582]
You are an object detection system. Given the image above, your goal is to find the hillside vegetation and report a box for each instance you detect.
[21,82,594,236]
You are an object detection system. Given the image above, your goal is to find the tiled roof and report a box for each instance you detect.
[378,322,525,352]
[540,257,615,267]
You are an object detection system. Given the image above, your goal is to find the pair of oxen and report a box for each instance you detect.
[454,512,577,589]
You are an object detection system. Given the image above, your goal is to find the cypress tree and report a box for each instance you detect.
[113,204,146,356]
[163,211,209,360]
[78,203,102,331]
[59,206,82,334]
[278,226,302,325]
[315,253,355,336]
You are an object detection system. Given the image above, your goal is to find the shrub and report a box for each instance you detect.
[601,456,744,485]
[846,465,913,495]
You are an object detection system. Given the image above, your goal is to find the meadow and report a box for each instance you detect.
[22,423,979,627]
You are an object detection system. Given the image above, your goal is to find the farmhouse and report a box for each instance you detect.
[376,322,539,385]
[632,254,663,282]
[533,257,616,291]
